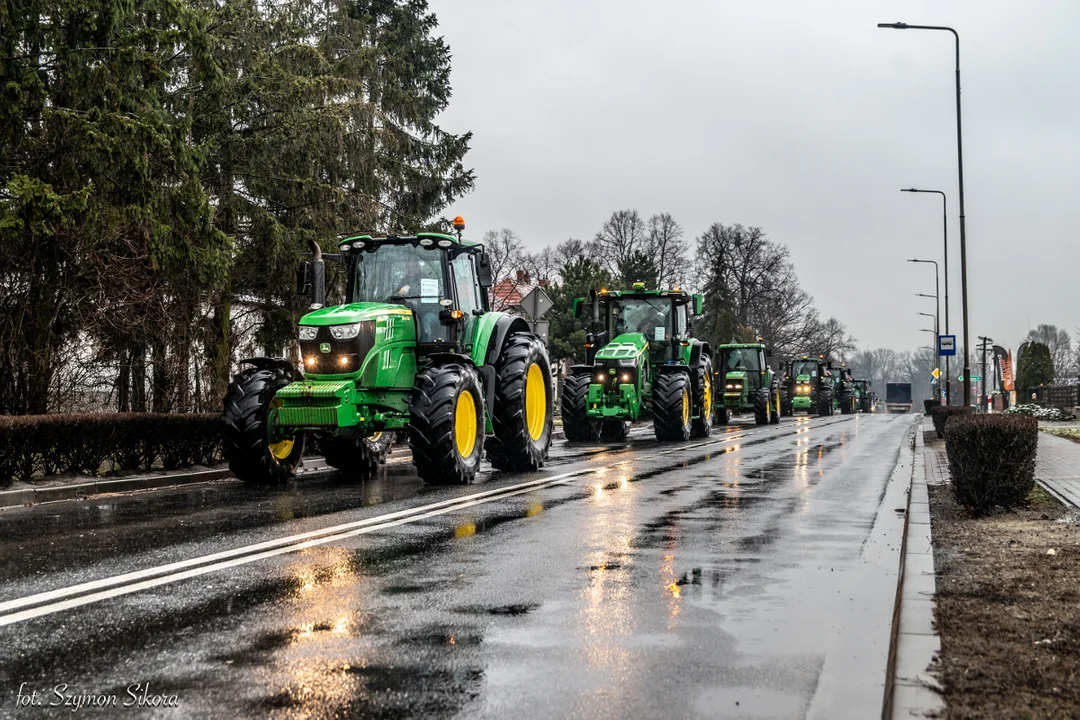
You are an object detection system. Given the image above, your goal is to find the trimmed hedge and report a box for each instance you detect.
[929,405,974,439]
[0,413,223,488]
[924,399,941,415]
[946,414,1039,514]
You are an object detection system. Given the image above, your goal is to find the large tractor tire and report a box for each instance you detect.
[600,419,631,441]
[715,407,730,426]
[653,372,692,441]
[222,366,305,485]
[488,334,553,471]
[561,373,600,442]
[753,387,769,426]
[837,385,854,415]
[770,388,781,424]
[780,387,794,417]
[409,364,484,484]
[321,432,393,476]
[860,396,872,414]
[690,355,713,439]
[817,385,834,416]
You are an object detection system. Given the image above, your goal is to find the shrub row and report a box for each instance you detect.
[923,399,941,415]
[0,413,223,488]
[945,414,1038,514]
[929,405,974,439]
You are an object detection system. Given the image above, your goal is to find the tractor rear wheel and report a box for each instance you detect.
[837,385,854,415]
[561,374,600,442]
[409,364,484,484]
[715,407,729,426]
[321,432,393,476]
[860,396,872,413]
[222,366,304,485]
[754,387,769,425]
[690,355,713,439]
[600,419,631,441]
[653,372,692,441]
[488,334,553,471]
[817,385,834,416]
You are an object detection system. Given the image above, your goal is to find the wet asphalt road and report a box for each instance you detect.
[0,413,915,719]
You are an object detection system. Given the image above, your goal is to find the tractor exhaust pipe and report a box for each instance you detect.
[308,239,326,309]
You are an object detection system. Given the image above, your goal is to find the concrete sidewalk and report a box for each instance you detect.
[1035,432,1080,508]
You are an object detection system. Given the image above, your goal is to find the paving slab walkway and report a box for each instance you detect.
[1036,432,1080,508]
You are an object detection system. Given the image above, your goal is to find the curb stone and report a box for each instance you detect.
[888,420,945,719]
[0,428,569,510]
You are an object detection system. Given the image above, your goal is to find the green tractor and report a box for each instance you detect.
[779,355,834,416]
[832,363,856,415]
[713,341,781,426]
[222,222,553,486]
[852,379,873,413]
[560,283,712,442]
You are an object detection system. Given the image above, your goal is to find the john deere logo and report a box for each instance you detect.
[320,342,331,354]
[609,368,616,374]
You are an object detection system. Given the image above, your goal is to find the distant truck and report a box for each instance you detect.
[885,382,913,414]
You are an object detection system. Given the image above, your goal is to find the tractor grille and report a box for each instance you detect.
[300,321,376,375]
[593,359,635,389]
[278,406,339,427]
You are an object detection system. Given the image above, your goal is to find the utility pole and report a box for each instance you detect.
[978,335,993,412]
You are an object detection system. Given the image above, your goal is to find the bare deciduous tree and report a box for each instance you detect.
[645,213,688,289]
[593,210,646,281]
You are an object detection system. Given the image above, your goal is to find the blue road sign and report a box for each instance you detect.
[938,335,957,357]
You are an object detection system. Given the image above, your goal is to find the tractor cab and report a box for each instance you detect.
[780,355,834,416]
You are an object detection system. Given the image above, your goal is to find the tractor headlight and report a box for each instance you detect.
[597,373,606,382]
[298,326,318,341]
[329,323,361,340]
[621,373,631,382]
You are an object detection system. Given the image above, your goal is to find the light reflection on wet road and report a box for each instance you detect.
[0,414,914,719]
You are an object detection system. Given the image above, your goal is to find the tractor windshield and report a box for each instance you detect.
[351,243,449,342]
[608,297,671,343]
[722,348,762,373]
[792,359,819,378]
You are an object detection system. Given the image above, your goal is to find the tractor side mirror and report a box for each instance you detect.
[572,297,583,318]
[296,261,312,296]
[693,293,704,316]
[476,251,493,288]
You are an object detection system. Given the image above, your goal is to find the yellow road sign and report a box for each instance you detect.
[932,368,941,379]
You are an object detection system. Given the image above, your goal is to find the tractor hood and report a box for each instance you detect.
[795,374,812,383]
[724,370,748,382]
[594,332,649,362]
[299,302,413,326]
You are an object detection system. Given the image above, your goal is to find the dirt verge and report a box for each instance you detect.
[930,482,1080,719]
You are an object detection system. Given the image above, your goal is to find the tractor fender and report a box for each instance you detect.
[238,357,302,382]
[425,352,496,418]
[482,315,533,367]
[689,341,711,367]
[569,364,595,377]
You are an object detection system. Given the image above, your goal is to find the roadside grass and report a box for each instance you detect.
[1041,426,1080,444]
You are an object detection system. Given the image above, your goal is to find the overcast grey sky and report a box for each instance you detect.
[429,0,1080,356]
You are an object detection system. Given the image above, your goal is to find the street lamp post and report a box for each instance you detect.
[903,193,950,402]
[917,311,939,399]
[909,258,941,400]
[880,22,972,406]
